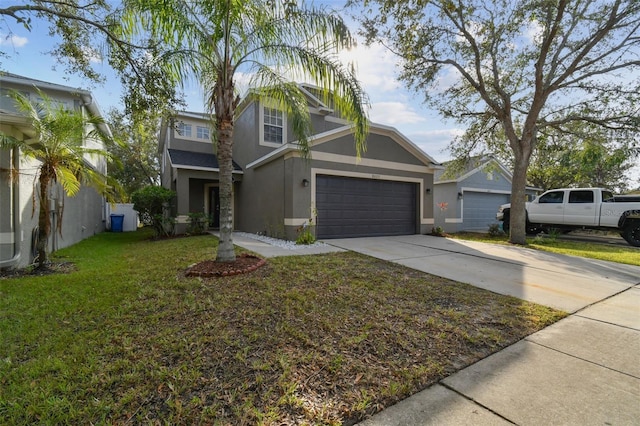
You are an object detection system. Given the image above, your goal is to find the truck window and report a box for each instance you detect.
[568,190,594,204]
[539,191,564,204]
[602,191,614,202]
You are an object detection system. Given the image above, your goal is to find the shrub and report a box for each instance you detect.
[296,220,316,245]
[187,212,210,235]
[431,226,445,237]
[488,223,505,237]
[131,186,176,238]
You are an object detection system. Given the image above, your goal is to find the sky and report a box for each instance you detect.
[1,1,638,185]
[0,1,462,167]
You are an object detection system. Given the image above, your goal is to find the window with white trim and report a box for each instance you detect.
[196,125,210,140]
[263,106,284,144]
[176,122,192,137]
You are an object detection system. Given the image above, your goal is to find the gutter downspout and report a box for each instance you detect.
[0,147,21,268]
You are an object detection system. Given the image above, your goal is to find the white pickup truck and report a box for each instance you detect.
[496,188,640,247]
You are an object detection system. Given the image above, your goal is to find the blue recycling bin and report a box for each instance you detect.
[110,214,125,232]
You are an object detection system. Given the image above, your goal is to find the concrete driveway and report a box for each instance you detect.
[328,234,640,312]
[323,235,640,425]
[231,232,640,424]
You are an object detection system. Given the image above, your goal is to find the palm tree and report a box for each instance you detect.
[0,89,119,268]
[122,0,369,262]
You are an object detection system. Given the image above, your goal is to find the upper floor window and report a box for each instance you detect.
[263,106,284,144]
[177,122,192,138]
[196,125,210,140]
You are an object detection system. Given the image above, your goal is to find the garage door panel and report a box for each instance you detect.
[316,175,417,238]
[462,192,510,230]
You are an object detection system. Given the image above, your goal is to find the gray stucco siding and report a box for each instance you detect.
[309,114,345,135]
[236,160,286,237]
[463,170,512,192]
[0,149,13,262]
[174,169,221,214]
[311,133,424,166]
[168,138,216,155]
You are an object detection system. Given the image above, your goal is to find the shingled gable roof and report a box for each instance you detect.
[0,72,111,137]
[167,149,243,173]
[434,156,512,184]
[246,122,442,171]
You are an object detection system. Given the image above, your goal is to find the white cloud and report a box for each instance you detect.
[0,33,28,48]
[369,101,426,125]
[339,40,401,93]
[409,128,465,162]
[82,46,102,64]
[525,20,544,44]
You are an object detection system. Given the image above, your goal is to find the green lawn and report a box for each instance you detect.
[449,232,640,266]
[0,229,566,425]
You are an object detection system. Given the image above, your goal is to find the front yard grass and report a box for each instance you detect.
[450,232,640,266]
[0,229,566,425]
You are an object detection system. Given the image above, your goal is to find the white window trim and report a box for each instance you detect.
[175,122,193,138]
[196,125,210,140]
[259,102,287,147]
[174,122,214,143]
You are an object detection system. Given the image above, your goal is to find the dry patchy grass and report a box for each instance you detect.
[0,230,565,425]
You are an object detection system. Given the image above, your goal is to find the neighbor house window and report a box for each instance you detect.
[177,122,192,137]
[263,106,284,144]
[196,125,210,140]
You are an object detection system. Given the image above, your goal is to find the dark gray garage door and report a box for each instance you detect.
[462,191,510,230]
[316,175,417,238]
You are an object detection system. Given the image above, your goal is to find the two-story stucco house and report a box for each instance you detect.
[0,73,110,269]
[159,84,441,240]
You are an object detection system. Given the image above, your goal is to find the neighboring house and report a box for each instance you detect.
[434,156,541,233]
[159,84,441,240]
[0,73,109,269]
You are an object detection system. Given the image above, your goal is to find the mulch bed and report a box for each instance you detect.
[0,262,76,279]
[185,253,266,277]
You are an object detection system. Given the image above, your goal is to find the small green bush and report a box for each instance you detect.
[296,220,316,245]
[131,186,176,238]
[488,223,505,237]
[431,226,445,237]
[187,212,210,235]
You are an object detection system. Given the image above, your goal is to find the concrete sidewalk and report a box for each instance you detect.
[232,232,640,425]
[326,235,640,426]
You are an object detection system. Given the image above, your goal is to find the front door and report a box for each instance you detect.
[209,186,220,229]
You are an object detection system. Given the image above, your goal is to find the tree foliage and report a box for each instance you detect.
[524,124,639,192]
[120,0,369,262]
[131,185,175,238]
[0,89,119,267]
[106,108,161,201]
[1,1,182,116]
[357,0,640,244]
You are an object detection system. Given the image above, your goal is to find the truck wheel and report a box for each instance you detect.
[526,221,541,235]
[502,214,510,233]
[622,221,640,247]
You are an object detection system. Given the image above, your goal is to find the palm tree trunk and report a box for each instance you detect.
[36,176,51,268]
[215,119,236,262]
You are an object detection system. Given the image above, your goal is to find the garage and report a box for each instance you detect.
[462,191,510,230]
[316,175,417,238]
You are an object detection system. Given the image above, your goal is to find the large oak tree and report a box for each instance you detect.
[358,0,640,244]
